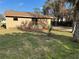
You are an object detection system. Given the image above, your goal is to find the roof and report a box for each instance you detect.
[4,11,53,19]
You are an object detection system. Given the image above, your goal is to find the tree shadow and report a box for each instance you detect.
[0,31,78,50]
[0,31,78,59]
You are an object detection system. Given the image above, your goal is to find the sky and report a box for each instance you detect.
[0,0,46,14]
[64,2,72,9]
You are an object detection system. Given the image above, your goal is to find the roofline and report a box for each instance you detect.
[5,16,53,19]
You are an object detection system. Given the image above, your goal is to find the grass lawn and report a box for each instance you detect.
[0,29,79,59]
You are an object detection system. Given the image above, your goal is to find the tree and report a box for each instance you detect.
[33,8,43,15]
[47,19,52,36]
[43,0,59,16]
[55,0,79,42]
[58,0,79,42]
[43,0,79,41]
[71,0,79,42]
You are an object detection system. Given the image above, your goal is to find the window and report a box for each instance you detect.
[32,18,38,25]
[14,17,18,21]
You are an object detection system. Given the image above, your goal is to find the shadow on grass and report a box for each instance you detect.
[0,31,78,49]
[0,31,78,59]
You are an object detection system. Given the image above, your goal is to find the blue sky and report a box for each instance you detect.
[64,2,72,9]
[0,0,46,14]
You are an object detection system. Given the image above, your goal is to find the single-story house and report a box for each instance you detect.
[5,11,53,29]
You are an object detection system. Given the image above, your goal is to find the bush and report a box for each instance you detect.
[1,23,6,28]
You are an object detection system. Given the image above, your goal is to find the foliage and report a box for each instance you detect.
[43,0,76,16]
[43,0,60,16]
[33,8,43,15]
[0,20,6,28]
[0,14,6,28]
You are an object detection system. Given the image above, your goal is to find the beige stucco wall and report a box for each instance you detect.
[6,17,52,29]
[6,17,32,29]
[38,18,51,24]
[37,18,51,29]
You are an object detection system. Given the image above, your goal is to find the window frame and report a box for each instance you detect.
[32,18,38,25]
[13,17,18,21]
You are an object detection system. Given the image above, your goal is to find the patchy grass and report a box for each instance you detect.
[0,29,78,59]
[0,29,24,34]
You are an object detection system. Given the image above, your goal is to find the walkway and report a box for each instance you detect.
[53,26,72,32]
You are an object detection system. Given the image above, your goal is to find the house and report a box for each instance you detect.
[5,11,53,30]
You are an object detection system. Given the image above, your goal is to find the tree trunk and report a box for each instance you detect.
[73,10,79,42]
[73,21,77,42]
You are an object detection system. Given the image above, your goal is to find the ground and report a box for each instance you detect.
[0,29,79,59]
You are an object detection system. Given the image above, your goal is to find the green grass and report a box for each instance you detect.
[0,29,79,59]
